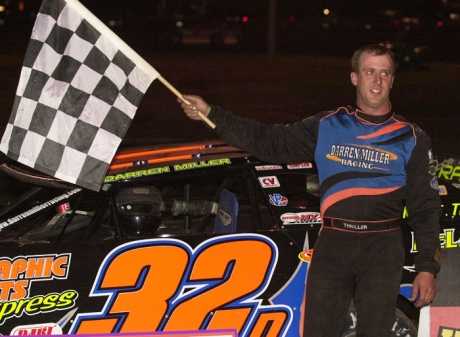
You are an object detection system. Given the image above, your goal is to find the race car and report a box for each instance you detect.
[0,139,458,337]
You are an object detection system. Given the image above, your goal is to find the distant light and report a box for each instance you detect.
[402,17,411,24]
[450,13,459,20]
[365,23,372,30]
[176,20,183,28]
[323,9,330,16]
[437,20,444,27]
[242,16,249,23]
[108,20,123,27]
[0,6,5,12]
[384,9,396,17]
[394,19,400,26]
[289,15,295,22]
[226,16,232,22]
[18,0,24,11]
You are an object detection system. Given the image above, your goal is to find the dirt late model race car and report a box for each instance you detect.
[0,140,458,337]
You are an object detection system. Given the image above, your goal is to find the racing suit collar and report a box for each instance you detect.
[351,104,394,124]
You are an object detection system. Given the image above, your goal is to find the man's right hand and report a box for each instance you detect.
[178,95,211,121]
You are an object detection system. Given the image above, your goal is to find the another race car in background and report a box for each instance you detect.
[0,140,459,337]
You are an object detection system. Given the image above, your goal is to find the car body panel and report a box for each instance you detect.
[0,140,458,336]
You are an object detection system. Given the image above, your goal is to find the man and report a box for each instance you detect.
[178,44,441,336]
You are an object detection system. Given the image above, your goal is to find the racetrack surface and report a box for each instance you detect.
[1,49,459,202]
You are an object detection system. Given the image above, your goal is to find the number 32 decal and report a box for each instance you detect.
[70,234,293,336]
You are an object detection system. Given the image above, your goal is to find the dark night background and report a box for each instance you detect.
[0,0,460,201]
[1,0,460,60]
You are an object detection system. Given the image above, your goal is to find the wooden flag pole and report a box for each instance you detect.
[158,75,216,129]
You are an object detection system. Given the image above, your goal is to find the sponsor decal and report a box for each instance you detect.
[258,176,280,188]
[404,202,460,219]
[280,212,322,225]
[105,167,170,182]
[327,144,396,171]
[436,157,460,183]
[298,249,314,263]
[342,222,368,230]
[0,254,77,325]
[269,194,288,206]
[287,163,313,169]
[0,188,82,232]
[69,235,296,336]
[439,185,448,196]
[11,323,62,336]
[411,228,460,252]
[9,308,77,337]
[104,166,170,183]
[450,203,460,217]
[105,159,232,182]
[218,209,232,226]
[174,159,232,171]
[254,165,283,171]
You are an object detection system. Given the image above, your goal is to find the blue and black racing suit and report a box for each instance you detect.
[206,104,441,336]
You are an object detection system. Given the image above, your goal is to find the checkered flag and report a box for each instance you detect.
[0,0,158,191]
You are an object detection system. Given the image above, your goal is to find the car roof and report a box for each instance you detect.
[108,139,252,174]
[1,139,319,190]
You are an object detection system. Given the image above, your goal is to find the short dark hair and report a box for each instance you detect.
[351,44,396,74]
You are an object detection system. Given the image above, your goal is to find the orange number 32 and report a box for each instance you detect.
[70,234,292,336]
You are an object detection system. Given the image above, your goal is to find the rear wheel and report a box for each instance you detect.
[342,303,417,337]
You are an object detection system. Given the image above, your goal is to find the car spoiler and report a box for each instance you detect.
[0,163,73,189]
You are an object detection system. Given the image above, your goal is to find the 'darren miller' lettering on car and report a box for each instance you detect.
[69,234,296,336]
[0,254,77,324]
[104,159,233,183]
[174,159,232,171]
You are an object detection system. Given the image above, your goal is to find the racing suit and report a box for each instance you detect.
[206,104,441,336]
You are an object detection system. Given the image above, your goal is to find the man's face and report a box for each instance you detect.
[350,52,395,116]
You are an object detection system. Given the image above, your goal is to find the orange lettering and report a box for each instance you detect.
[165,239,273,332]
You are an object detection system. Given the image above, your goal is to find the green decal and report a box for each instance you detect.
[174,159,232,171]
[438,164,460,182]
[104,167,170,182]
[0,290,78,324]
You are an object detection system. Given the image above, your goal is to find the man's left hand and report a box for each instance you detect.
[411,271,436,308]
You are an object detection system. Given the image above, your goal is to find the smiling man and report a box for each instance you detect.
[178,44,441,336]
[351,48,395,116]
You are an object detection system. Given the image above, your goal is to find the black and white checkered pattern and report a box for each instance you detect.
[0,0,158,191]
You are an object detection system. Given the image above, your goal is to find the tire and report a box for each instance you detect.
[341,302,417,337]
